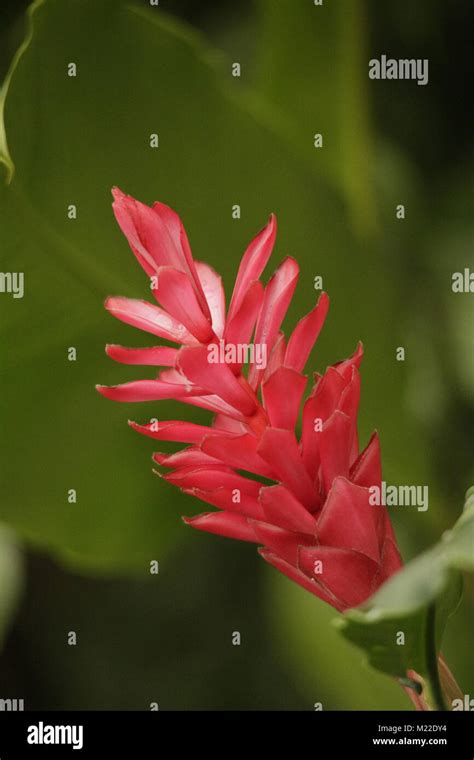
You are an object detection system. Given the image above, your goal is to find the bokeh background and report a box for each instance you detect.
[0,0,472,709]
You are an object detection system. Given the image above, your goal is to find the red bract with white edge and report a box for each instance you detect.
[97,189,402,612]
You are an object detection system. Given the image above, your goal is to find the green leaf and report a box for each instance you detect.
[0,0,42,182]
[0,526,24,647]
[336,490,474,703]
[0,0,362,573]
[0,0,430,573]
[0,83,14,182]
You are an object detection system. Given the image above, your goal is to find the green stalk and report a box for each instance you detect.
[425,604,447,710]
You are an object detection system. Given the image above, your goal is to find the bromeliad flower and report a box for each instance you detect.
[97,189,402,612]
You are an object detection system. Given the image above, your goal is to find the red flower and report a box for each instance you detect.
[98,189,402,611]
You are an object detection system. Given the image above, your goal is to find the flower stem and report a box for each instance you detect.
[399,605,463,711]
[438,654,464,706]
[425,603,446,711]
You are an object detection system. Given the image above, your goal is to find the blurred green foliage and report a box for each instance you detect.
[0,0,472,709]
[257,0,375,235]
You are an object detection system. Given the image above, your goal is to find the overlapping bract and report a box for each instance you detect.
[98,189,402,611]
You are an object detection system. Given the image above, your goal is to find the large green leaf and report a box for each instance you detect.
[336,489,474,706]
[0,0,426,572]
[0,526,24,646]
